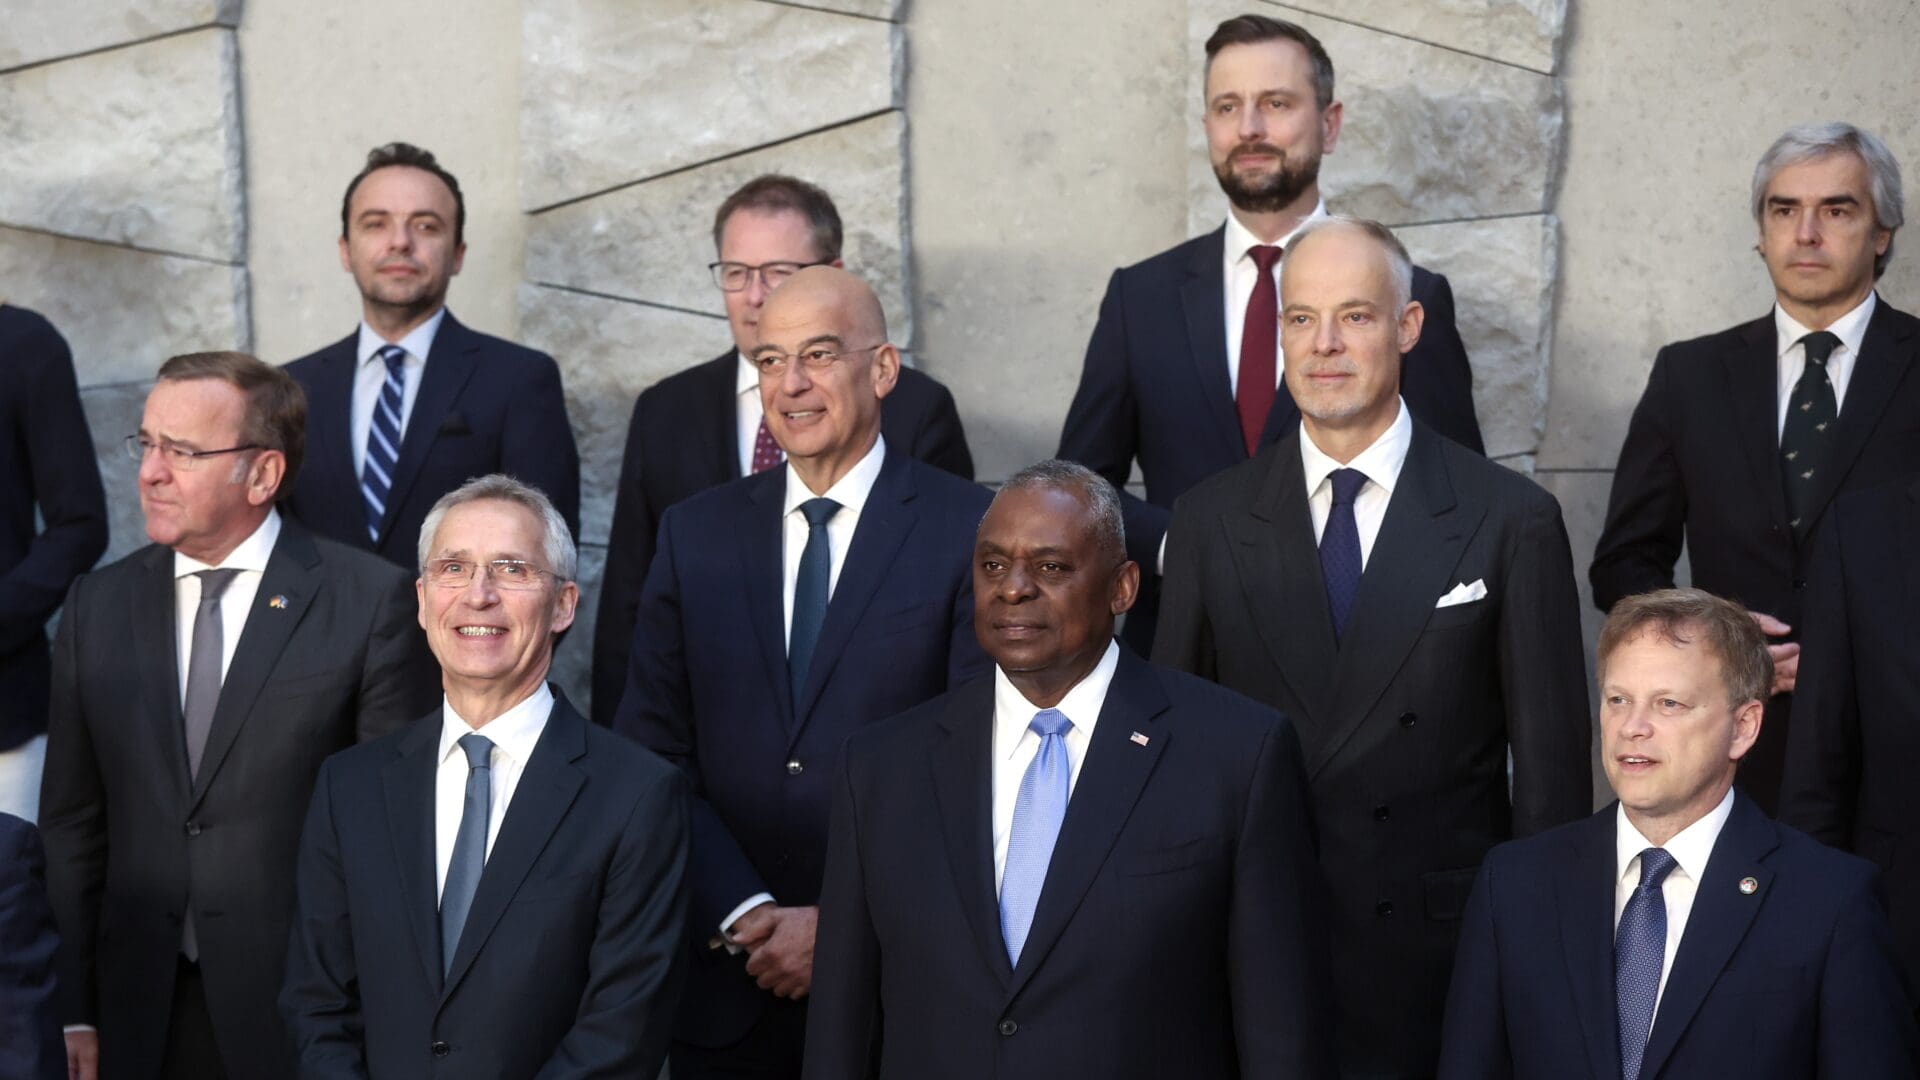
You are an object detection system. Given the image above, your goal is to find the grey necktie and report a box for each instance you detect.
[441,732,495,975]
[183,568,241,778]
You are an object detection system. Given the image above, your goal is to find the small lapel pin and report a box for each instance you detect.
[1738,876,1758,895]
[268,594,288,609]
[1130,731,1150,746]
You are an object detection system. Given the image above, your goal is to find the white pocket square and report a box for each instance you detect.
[1435,579,1488,608]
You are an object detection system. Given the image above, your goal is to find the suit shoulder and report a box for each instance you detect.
[636,353,732,411]
[904,458,991,514]
[1770,819,1882,892]
[841,686,959,767]
[0,303,66,355]
[1479,811,1603,880]
[1111,232,1212,285]
[657,469,769,532]
[284,332,355,374]
[1152,663,1286,730]
[891,365,957,409]
[324,713,436,775]
[1171,452,1266,520]
[1435,435,1558,510]
[1655,315,1771,363]
[581,722,683,788]
[306,532,416,590]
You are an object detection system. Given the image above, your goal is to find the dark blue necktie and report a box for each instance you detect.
[1780,329,1841,535]
[1000,708,1073,965]
[361,344,407,543]
[1615,846,1677,1080]
[440,732,494,975]
[1319,468,1368,642]
[788,497,840,700]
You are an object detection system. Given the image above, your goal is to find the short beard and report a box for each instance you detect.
[1213,146,1321,215]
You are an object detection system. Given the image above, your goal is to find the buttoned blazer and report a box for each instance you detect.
[1438,795,1918,1080]
[1154,421,1591,1078]
[591,349,974,724]
[39,519,439,1078]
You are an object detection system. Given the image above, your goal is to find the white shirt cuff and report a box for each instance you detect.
[718,892,777,951]
[63,1024,96,1034]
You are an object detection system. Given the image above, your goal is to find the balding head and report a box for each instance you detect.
[751,266,900,494]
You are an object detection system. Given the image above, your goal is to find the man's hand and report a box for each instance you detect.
[741,905,818,1000]
[66,1029,98,1080]
[724,900,778,951]
[1750,611,1799,696]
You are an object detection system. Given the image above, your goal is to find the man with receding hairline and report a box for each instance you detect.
[615,267,990,1078]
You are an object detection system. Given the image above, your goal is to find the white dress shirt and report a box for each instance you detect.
[1299,396,1413,570]
[434,682,555,899]
[991,640,1120,890]
[1222,200,1328,398]
[780,434,886,644]
[1774,292,1873,437]
[350,306,447,476]
[1613,787,1736,1016]
[173,509,283,704]
[735,352,780,475]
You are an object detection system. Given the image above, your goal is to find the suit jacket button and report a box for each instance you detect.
[1792,577,1807,590]
[998,1019,1018,1036]
[786,759,804,776]
[185,821,201,837]
[1398,712,1417,728]
[431,1041,450,1057]
[1376,900,1394,916]
[1373,805,1390,822]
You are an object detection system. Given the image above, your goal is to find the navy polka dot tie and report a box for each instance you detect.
[1319,468,1368,642]
[1615,846,1677,1080]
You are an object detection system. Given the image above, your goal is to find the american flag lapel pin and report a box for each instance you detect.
[1130,731,1150,746]
[268,594,289,609]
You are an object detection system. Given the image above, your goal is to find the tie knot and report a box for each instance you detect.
[1029,708,1072,740]
[376,344,408,374]
[1329,468,1369,505]
[1636,847,1677,889]
[457,732,494,770]
[1799,330,1840,365]
[1248,244,1282,273]
[195,568,241,604]
[799,497,840,528]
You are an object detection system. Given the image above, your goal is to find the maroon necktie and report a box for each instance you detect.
[750,416,784,474]
[1236,244,1283,456]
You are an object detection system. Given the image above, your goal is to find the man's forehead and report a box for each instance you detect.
[1767,152,1871,198]
[1206,38,1314,91]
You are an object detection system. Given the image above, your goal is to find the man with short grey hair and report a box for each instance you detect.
[1592,120,1920,816]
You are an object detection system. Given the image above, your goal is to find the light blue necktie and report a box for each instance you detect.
[440,732,494,975]
[788,497,839,701]
[1000,708,1073,965]
[361,344,407,543]
[1615,846,1677,1080]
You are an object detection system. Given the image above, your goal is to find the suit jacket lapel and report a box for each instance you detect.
[381,715,444,994]
[383,311,478,544]
[1800,298,1917,538]
[1226,435,1336,724]
[1311,425,1480,777]
[1557,810,1624,1080]
[929,677,1012,988]
[188,520,322,810]
[705,350,748,483]
[1181,228,1248,463]
[1903,479,1920,653]
[443,694,588,999]
[741,473,794,732]
[133,546,191,795]
[1639,795,1778,1080]
[305,332,360,512]
[1723,315,1791,534]
[1006,653,1168,1002]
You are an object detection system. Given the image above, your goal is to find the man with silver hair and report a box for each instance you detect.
[282,473,689,1078]
[1592,120,1919,816]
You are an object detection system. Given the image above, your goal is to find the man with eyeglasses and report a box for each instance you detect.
[593,173,974,727]
[282,474,688,1078]
[614,266,991,1079]
[39,352,437,1080]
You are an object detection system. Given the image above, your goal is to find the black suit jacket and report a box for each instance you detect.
[0,812,63,1080]
[1438,795,1918,1080]
[39,519,439,1079]
[1780,473,1920,986]
[1591,299,1920,812]
[803,651,1335,1080]
[614,448,992,1049]
[592,350,974,724]
[1155,422,1591,1078]
[281,694,688,1079]
[0,305,108,750]
[283,311,581,566]
[1058,226,1485,654]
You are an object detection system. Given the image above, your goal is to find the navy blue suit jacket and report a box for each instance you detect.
[803,650,1335,1080]
[0,305,107,750]
[0,812,63,1080]
[614,447,992,1048]
[281,694,689,1079]
[283,311,581,566]
[1057,226,1484,653]
[1438,794,1918,1080]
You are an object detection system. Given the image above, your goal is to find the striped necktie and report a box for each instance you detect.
[361,344,408,543]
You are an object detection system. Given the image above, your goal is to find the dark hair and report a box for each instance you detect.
[156,351,307,498]
[712,174,842,262]
[1204,14,1336,112]
[340,142,466,245]
[1597,588,1773,707]
[994,459,1127,566]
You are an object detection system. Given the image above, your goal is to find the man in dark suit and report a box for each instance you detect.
[1156,217,1590,1079]
[0,304,108,822]
[1780,474,1920,988]
[592,174,974,724]
[282,475,688,1078]
[804,461,1334,1080]
[1592,122,1917,815]
[0,812,64,1080]
[283,142,580,568]
[1439,588,1917,1079]
[1058,13,1483,655]
[615,266,991,1078]
[39,352,439,1080]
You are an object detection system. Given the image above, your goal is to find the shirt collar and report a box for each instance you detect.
[737,351,761,397]
[173,507,282,578]
[783,433,887,519]
[1774,291,1876,360]
[1615,786,1736,888]
[357,306,449,367]
[992,640,1121,760]
[438,681,555,768]
[1299,395,1413,497]
[1224,198,1329,264]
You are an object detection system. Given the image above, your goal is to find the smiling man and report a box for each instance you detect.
[805,460,1332,1080]
[282,475,688,1078]
[1439,587,1917,1079]
[1592,122,1919,816]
